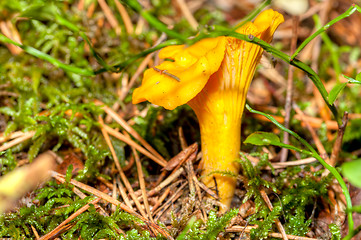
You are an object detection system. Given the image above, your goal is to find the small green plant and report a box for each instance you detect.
[175,210,238,240]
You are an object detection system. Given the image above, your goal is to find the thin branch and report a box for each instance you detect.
[329,112,349,167]
[280,16,298,162]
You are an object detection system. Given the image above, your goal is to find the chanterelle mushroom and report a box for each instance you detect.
[133,9,284,211]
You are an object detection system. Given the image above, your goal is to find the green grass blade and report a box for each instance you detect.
[232,0,272,30]
[55,15,114,72]
[291,4,361,60]
[125,0,188,42]
[0,34,94,76]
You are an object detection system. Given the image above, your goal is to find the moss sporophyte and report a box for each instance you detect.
[133,9,284,212]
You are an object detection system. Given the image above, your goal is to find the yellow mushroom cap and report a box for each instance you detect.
[132,37,226,110]
[132,9,284,110]
[252,9,285,42]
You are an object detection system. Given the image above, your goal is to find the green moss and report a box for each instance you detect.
[237,154,333,238]
[174,210,237,240]
[329,223,341,240]
[0,150,17,174]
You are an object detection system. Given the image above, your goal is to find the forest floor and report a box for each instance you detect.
[1,0,361,239]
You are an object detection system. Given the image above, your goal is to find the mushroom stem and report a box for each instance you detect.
[187,30,259,211]
[198,110,242,211]
[189,69,248,211]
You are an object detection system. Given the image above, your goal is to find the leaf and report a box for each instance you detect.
[328,82,347,105]
[351,205,361,213]
[342,74,361,84]
[342,159,361,188]
[244,131,280,146]
[244,131,310,154]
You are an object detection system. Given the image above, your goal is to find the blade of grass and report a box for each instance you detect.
[232,0,272,30]
[54,15,114,72]
[313,14,341,82]
[124,0,188,41]
[94,39,182,74]
[291,4,361,60]
[0,33,95,76]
